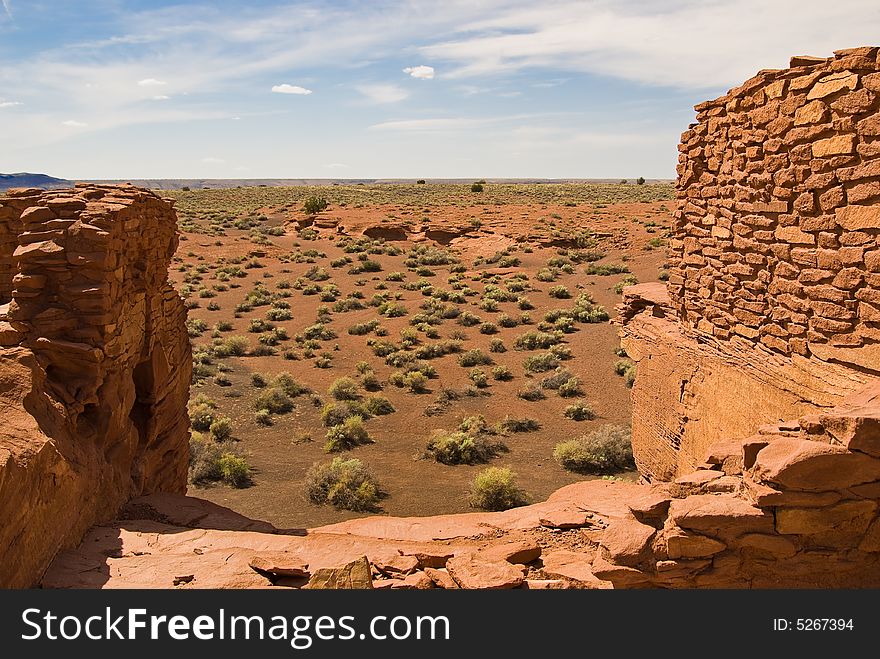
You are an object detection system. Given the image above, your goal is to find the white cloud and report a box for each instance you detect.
[1,0,11,19]
[271,84,312,95]
[370,117,486,131]
[201,157,225,164]
[323,162,350,169]
[0,100,22,108]
[61,119,87,127]
[403,65,434,79]
[137,78,167,87]
[356,83,408,104]
[421,0,880,89]
[151,95,170,101]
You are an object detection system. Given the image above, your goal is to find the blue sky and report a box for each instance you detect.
[1,0,879,179]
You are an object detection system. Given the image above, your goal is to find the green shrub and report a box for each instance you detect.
[564,401,595,421]
[273,373,310,397]
[189,433,251,488]
[321,401,365,427]
[251,373,268,388]
[469,368,489,388]
[470,182,484,192]
[303,196,329,215]
[363,395,395,416]
[523,352,559,373]
[470,467,526,511]
[214,335,250,357]
[187,318,208,338]
[254,388,294,414]
[514,330,562,350]
[209,416,233,441]
[614,274,640,294]
[266,307,293,321]
[479,322,499,335]
[217,453,252,488]
[458,349,492,367]
[553,425,634,473]
[349,320,380,336]
[329,377,360,401]
[497,417,540,433]
[305,457,381,511]
[548,285,571,299]
[424,431,503,465]
[489,338,507,353]
[405,370,429,393]
[557,377,582,398]
[517,384,546,401]
[325,416,372,452]
[615,359,637,388]
[255,409,273,426]
[188,394,217,431]
[492,365,514,381]
[586,263,630,276]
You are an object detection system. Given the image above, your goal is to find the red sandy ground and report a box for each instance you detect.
[171,198,671,528]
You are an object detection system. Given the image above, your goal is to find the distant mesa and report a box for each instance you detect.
[0,173,72,191]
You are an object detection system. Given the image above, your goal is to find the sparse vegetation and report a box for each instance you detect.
[172,181,672,524]
[553,425,635,473]
[305,457,382,511]
[470,467,526,511]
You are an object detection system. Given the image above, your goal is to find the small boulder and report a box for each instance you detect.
[445,556,525,589]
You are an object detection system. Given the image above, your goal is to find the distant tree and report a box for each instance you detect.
[416,179,426,184]
[303,196,329,215]
[619,180,627,184]
[471,182,484,193]
[636,177,646,185]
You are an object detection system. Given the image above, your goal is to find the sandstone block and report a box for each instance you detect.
[668,494,774,540]
[751,438,880,490]
[812,134,856,157]
[598,518,656,566]
[776,500,877,535]
[445,555,524,589]
[306,556,373,589]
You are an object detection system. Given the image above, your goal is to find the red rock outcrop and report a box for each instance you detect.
[0,184,191,587]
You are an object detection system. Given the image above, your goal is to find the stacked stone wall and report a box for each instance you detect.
[671,46,880,372]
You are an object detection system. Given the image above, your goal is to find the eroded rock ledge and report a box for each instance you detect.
[40,380,880,589]
[0,184,191,588]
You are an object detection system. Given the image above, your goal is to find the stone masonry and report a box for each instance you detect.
[671,46,880,372]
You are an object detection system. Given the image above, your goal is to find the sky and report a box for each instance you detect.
[1,1,880,180]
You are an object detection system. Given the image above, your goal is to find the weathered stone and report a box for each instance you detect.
[306,557,373,589]
[776,500,877,535]
[248,553,310,578]
[424,568,459,589]
[599,518,656,566]
[668,494,774,540]
[836,205,880,230]
[812,134,855,157]
[541,550,612,588]
[478,541,541,565]
[664,528,727,559]
[445,555,524,589]
[751,438,880,490]
[539,509,593,529]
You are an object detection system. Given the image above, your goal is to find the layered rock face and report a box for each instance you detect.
[0,184,191,587]
[624,48,880,481]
